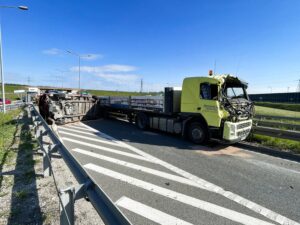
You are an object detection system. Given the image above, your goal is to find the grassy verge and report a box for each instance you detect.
[248,134,300,154]
[255,105,300,118]
[254,102,300,112]
[0,109,22,163]
[0,108,44,224]
[3,84,27,100]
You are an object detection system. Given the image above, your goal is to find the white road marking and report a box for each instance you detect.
[62,137,149,162]
[59,126,96,135]
[72,148,209,190]
[59,126,115,142]
[84,163,275,225]
[79,122,300,225]
[66,124,96,132]
[58,130,122,147]
[116,196,194,225]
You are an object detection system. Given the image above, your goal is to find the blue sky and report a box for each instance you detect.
[1,0,300,93]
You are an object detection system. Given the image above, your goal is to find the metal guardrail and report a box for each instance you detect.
[253,114,300,141]
[0,102,24,112]
[28,104,132,225]
[255,114,300,121]
[253,119,300,131]
[253,126,300,142]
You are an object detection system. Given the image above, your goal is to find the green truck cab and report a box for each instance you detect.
[181,74,254,143]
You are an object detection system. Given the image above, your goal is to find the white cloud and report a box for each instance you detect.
[96,73,140,85]
[42,48,62,55]
[69,64,140,89]
[71,64,137,73]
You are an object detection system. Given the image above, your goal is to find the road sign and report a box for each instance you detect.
[13,90,25,93]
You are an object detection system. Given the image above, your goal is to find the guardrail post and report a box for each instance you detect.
[43,144,52,177]
[38,130,43,148]
[34,119,42,138]
[59,183,88,225]
[60,187,75,225]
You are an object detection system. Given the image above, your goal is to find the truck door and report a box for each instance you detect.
[198,82,222,127]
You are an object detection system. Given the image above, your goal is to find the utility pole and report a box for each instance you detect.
[268,86,272,93]
[213,60,217,75]
[297,79,300,92]
[140,79,143,93]
[27,76,31,86]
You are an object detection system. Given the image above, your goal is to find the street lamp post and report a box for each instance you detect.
[268,86,272,94]
[0,5,28,113]
[66,50,91,91]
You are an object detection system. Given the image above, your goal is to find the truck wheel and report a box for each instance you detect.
[188,122,208,144]
[136,113,149,130]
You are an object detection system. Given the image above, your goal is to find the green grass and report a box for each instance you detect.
[254,102,300,112]
[0,192,8,197]
[12,190,28,200]
[255,106,300,118]
[248,134,300,154]
[0,109,22,163]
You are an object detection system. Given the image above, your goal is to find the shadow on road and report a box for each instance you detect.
[83,118,224,151]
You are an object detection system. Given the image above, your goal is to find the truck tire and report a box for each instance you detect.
[136,113,149,130]
[188,122,208,144]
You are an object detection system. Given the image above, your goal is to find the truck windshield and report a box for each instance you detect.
[225,86,247,99]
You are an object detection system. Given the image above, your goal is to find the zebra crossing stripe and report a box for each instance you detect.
[61,137,149,162]
[116,196,193,225]
[72,148,209,190]
[79,122,300,225]
[84,163,275,225]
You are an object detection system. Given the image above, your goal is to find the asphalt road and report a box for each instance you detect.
[57,118,300,225]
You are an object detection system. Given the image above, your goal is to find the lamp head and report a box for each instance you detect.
[18,6,28,10]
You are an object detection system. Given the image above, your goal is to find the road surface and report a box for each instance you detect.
[57,118,300,225]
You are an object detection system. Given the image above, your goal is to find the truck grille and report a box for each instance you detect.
[237,129,251,137]
[237,122,251,130]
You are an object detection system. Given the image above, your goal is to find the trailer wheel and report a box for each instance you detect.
[188,122,208,144]
[136,113,149,130]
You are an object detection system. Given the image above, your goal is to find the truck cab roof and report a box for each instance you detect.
[183,74,248,88]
